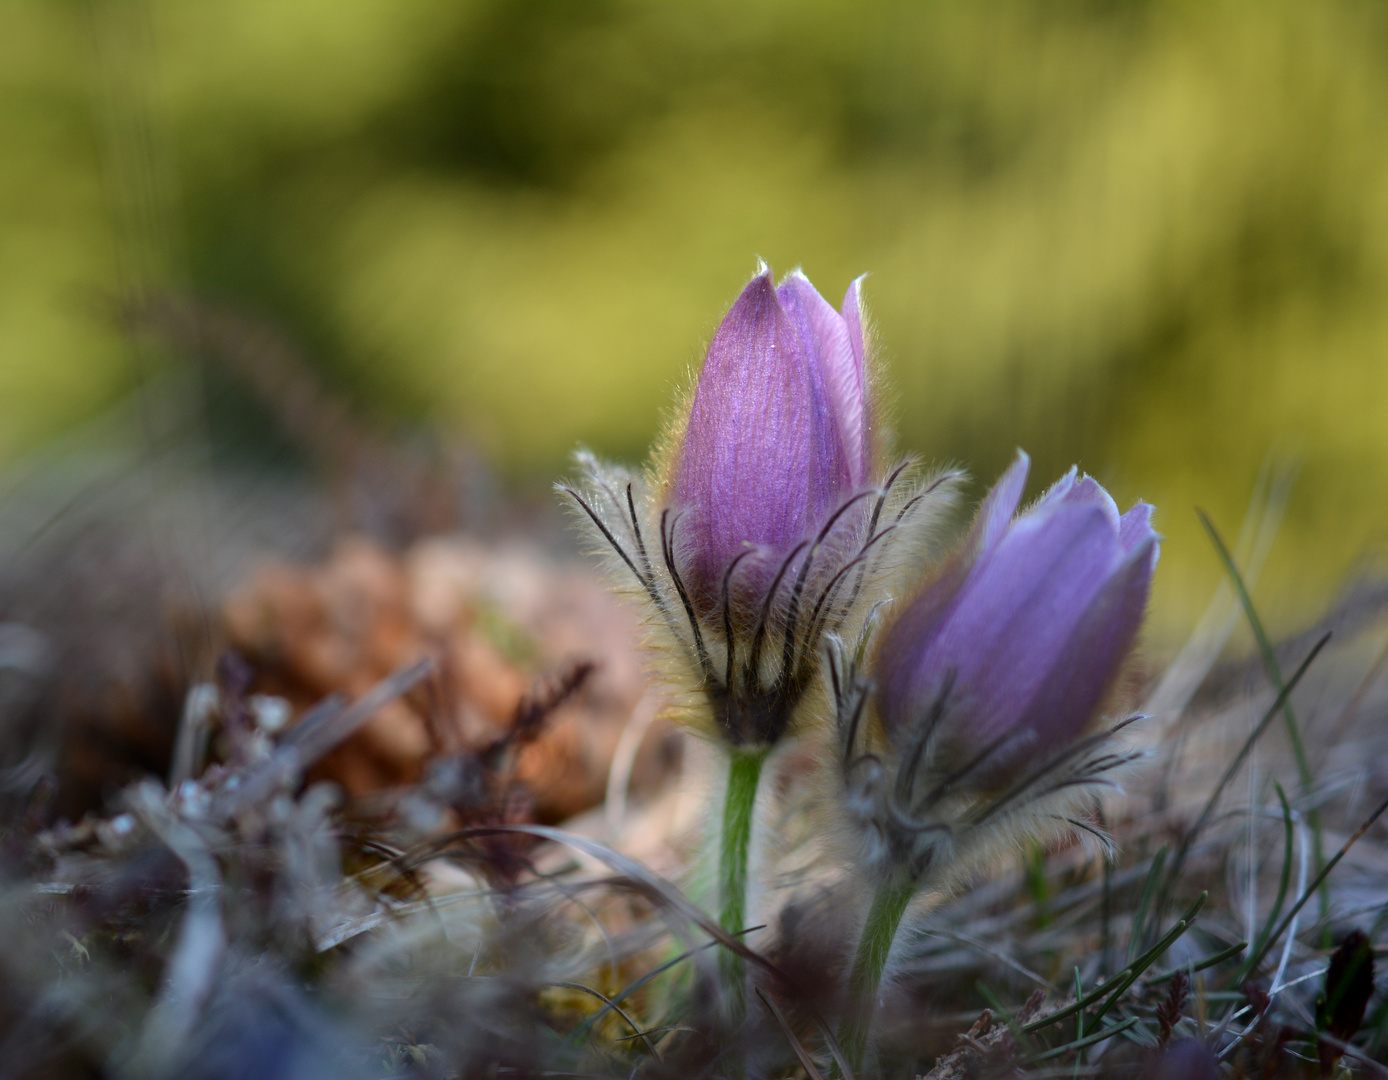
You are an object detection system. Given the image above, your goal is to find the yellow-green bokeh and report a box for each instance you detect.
[5,1,1388,640]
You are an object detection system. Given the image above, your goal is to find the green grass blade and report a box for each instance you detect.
[1030,1018,1139,1063]
[552,981,659,1059]
[1240,792,1388,978]
[1088,892,1208,1027]
[975,979,1037,1054]
[1072,967,1085,1078]
[562,931,760,1053]
[1232,783,1295,986]
[1158,633,1329,919]
[1198,510,1327,919]
[1128,845,1168,962]
[1149,939,1248,983]
[1023,893,1207,1034]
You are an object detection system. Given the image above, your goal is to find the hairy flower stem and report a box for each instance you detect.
[718,746,768,1020]
[839,874,916,1076]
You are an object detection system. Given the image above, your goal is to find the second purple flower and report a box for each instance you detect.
[836,450,1158,881]
[876,449,1159,784]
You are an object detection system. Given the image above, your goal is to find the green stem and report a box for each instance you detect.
[839,874,916,1076]
[718,746,768,1020]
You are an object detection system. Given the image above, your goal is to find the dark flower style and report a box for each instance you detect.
[563,265,954,747]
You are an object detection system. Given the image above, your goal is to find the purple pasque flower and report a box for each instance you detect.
[876,450,1158,767]
[670,266,871,620]
[657,265,880,745]
[837,451,1157,880]
[563,265,955,748]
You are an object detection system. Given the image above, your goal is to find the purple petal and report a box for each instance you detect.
[842,277,866,369]
[1037,466,1078,507]
[1006,532,1157,751]
[671,270,849,612]
[926,500,1122,746]
[1058,475,1122,529]
[778,271,867,486]
[874,552,973,742]
[877,451,1034,735]
[1119,502,1158,555]
[841,276,871,477]
[972,450,1030,553]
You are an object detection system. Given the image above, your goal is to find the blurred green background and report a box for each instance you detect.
[4,0,1388,640]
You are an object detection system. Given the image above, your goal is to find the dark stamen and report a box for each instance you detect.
[660,509,715,681]
[746,539,810,688]
[1053,814,1114,851]
[805,524,897,656]
[1018,753,1143,807]
[883,799,953,837]
[720,548,756,691]
[589,467,633,536]
[896,672,956,807]
[777,490,878,693]
[916,726,1029,816]
[867,460,914,537]
[841,685,870,768]
[837,467,957,636]
[626,482,652,576]
[971,723,1143,826]
[845,751,883,780]
[561,486,657,601]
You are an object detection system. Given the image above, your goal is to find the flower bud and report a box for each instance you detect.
[671,267,870,622]
[564,266,956,748]
[838,451,1157,881]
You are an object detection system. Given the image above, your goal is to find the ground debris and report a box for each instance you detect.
[920,1008,1020,1079]
[223,535,674,822]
